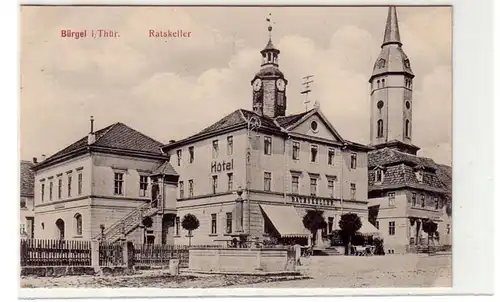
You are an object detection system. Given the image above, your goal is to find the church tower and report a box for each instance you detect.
[369,6,419,155]
[251,17,288,118]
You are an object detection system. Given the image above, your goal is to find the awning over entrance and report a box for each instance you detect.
[358,217,382,237]
[260,204,310,238]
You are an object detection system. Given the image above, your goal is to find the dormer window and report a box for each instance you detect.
[375,169,383,183]
[414,165,424,182]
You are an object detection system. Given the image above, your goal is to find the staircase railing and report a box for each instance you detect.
[95,199,159,242]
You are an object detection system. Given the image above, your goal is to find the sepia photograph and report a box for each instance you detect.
[19,4,453,291]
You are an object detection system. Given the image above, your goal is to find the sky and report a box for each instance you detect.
[20,5,452,165]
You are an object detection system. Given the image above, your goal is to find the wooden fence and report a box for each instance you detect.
[20,239,92,267]
[99,241,125,267]
[133,244,219,268]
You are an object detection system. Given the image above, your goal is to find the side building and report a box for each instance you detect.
[31,119,179,245]
[20,160,36,239]
[161,24,374,246]
[367,6,452,254]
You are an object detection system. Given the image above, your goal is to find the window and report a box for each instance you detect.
[446,224,450,235]
[389,221,395,235]
[405,119,411,138]
[49,182,53,201]
[327,217,334,234]
[375,169,383,183]
[292,142,300,160]
[420,194,425,207]
[58,178,62,199]
[264,172,272,191]
[381,79,385,87]
[411,192,417,206]
[310,121,318,132]
[211,214,217,234]
[77,173,83,195]
[388,192,396,207]
[188,180,194,197]
[212,175,218,194]
[212,140,219,158]
[310,178,317,196]
[375,221,380,229]
[74,213,82,236]
[175,216,180,235]
[377,100,384,109]
[67,175,72,197]
[114,172,124,195]
[227,136,233,155]
[434,196,439,210]
[377,80,380,88]
[227,173,233,192]
[264,136,272,155]
[377,119,384,138]
[350,153,357,169]
[226,212,232,234]
[178,181,184,198]
[350,183,356,200]
[139,176,148,197]
[176,149,182,166]
[328,148,335,165]
[189,146,194,163]
[327,179,335,198]
[41,183,45,202]
[310,145,318,163]
[291,175,299,194]
[20,198,26,208]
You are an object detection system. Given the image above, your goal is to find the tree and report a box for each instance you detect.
[302,210,327,245]
[422,219,438,253]
[339,213,362,255]
[181,213,200,246]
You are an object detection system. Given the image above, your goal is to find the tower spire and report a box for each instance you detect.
[382,6,402,47]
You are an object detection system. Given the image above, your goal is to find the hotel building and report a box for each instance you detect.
[161,23,374,246]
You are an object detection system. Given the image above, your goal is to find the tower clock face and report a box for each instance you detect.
[276,78,286,91]
[253,79,262,91]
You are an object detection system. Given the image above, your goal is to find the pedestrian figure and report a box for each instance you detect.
[294,242,302,266]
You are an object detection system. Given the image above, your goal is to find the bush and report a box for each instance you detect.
[373,237,385,255]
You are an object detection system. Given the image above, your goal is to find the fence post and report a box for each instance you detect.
[122,239,129,268]
[91,240,100,271]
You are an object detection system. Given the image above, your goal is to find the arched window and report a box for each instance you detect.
[381,79,385,88]
[377,80,380,88]
[55,219,65,241]
[377,119,384,138]
[74,213,82,236]
[405,119,411,137]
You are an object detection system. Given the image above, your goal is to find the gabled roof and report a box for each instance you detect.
[277,107,346,143]
[368,147,438,170]
[34,122,166,171]
[368,163,448,194]
[163,109,281,150]
[151,161,178,176]
[20,161,35,197]
[274,109,314,129]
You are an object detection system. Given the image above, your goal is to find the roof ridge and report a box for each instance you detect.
[92,122,120,145]
[237,109,248,123]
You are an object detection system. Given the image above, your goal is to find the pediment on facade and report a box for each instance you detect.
[286,109,344,143]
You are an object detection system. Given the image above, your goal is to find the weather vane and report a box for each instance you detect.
[266,13,274,38]
[301,75,315,111]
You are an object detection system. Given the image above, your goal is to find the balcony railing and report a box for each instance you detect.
[287,194,338,207]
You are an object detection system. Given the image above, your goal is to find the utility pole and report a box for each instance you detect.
[301,75,314,111]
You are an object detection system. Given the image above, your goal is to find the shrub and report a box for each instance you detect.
[373,237,385,255]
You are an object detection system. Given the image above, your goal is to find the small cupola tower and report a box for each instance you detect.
[251,14,288,118]
[369,6,419,155]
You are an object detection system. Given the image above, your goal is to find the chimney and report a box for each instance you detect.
[88,116,96,145]
[32,157,37,164]
[169,140,176,144]
[41,154,46,161]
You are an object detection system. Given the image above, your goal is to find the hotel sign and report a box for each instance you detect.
[211,159,234,173]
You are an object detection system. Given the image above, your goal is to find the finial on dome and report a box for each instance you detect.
[266,13,273,39]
